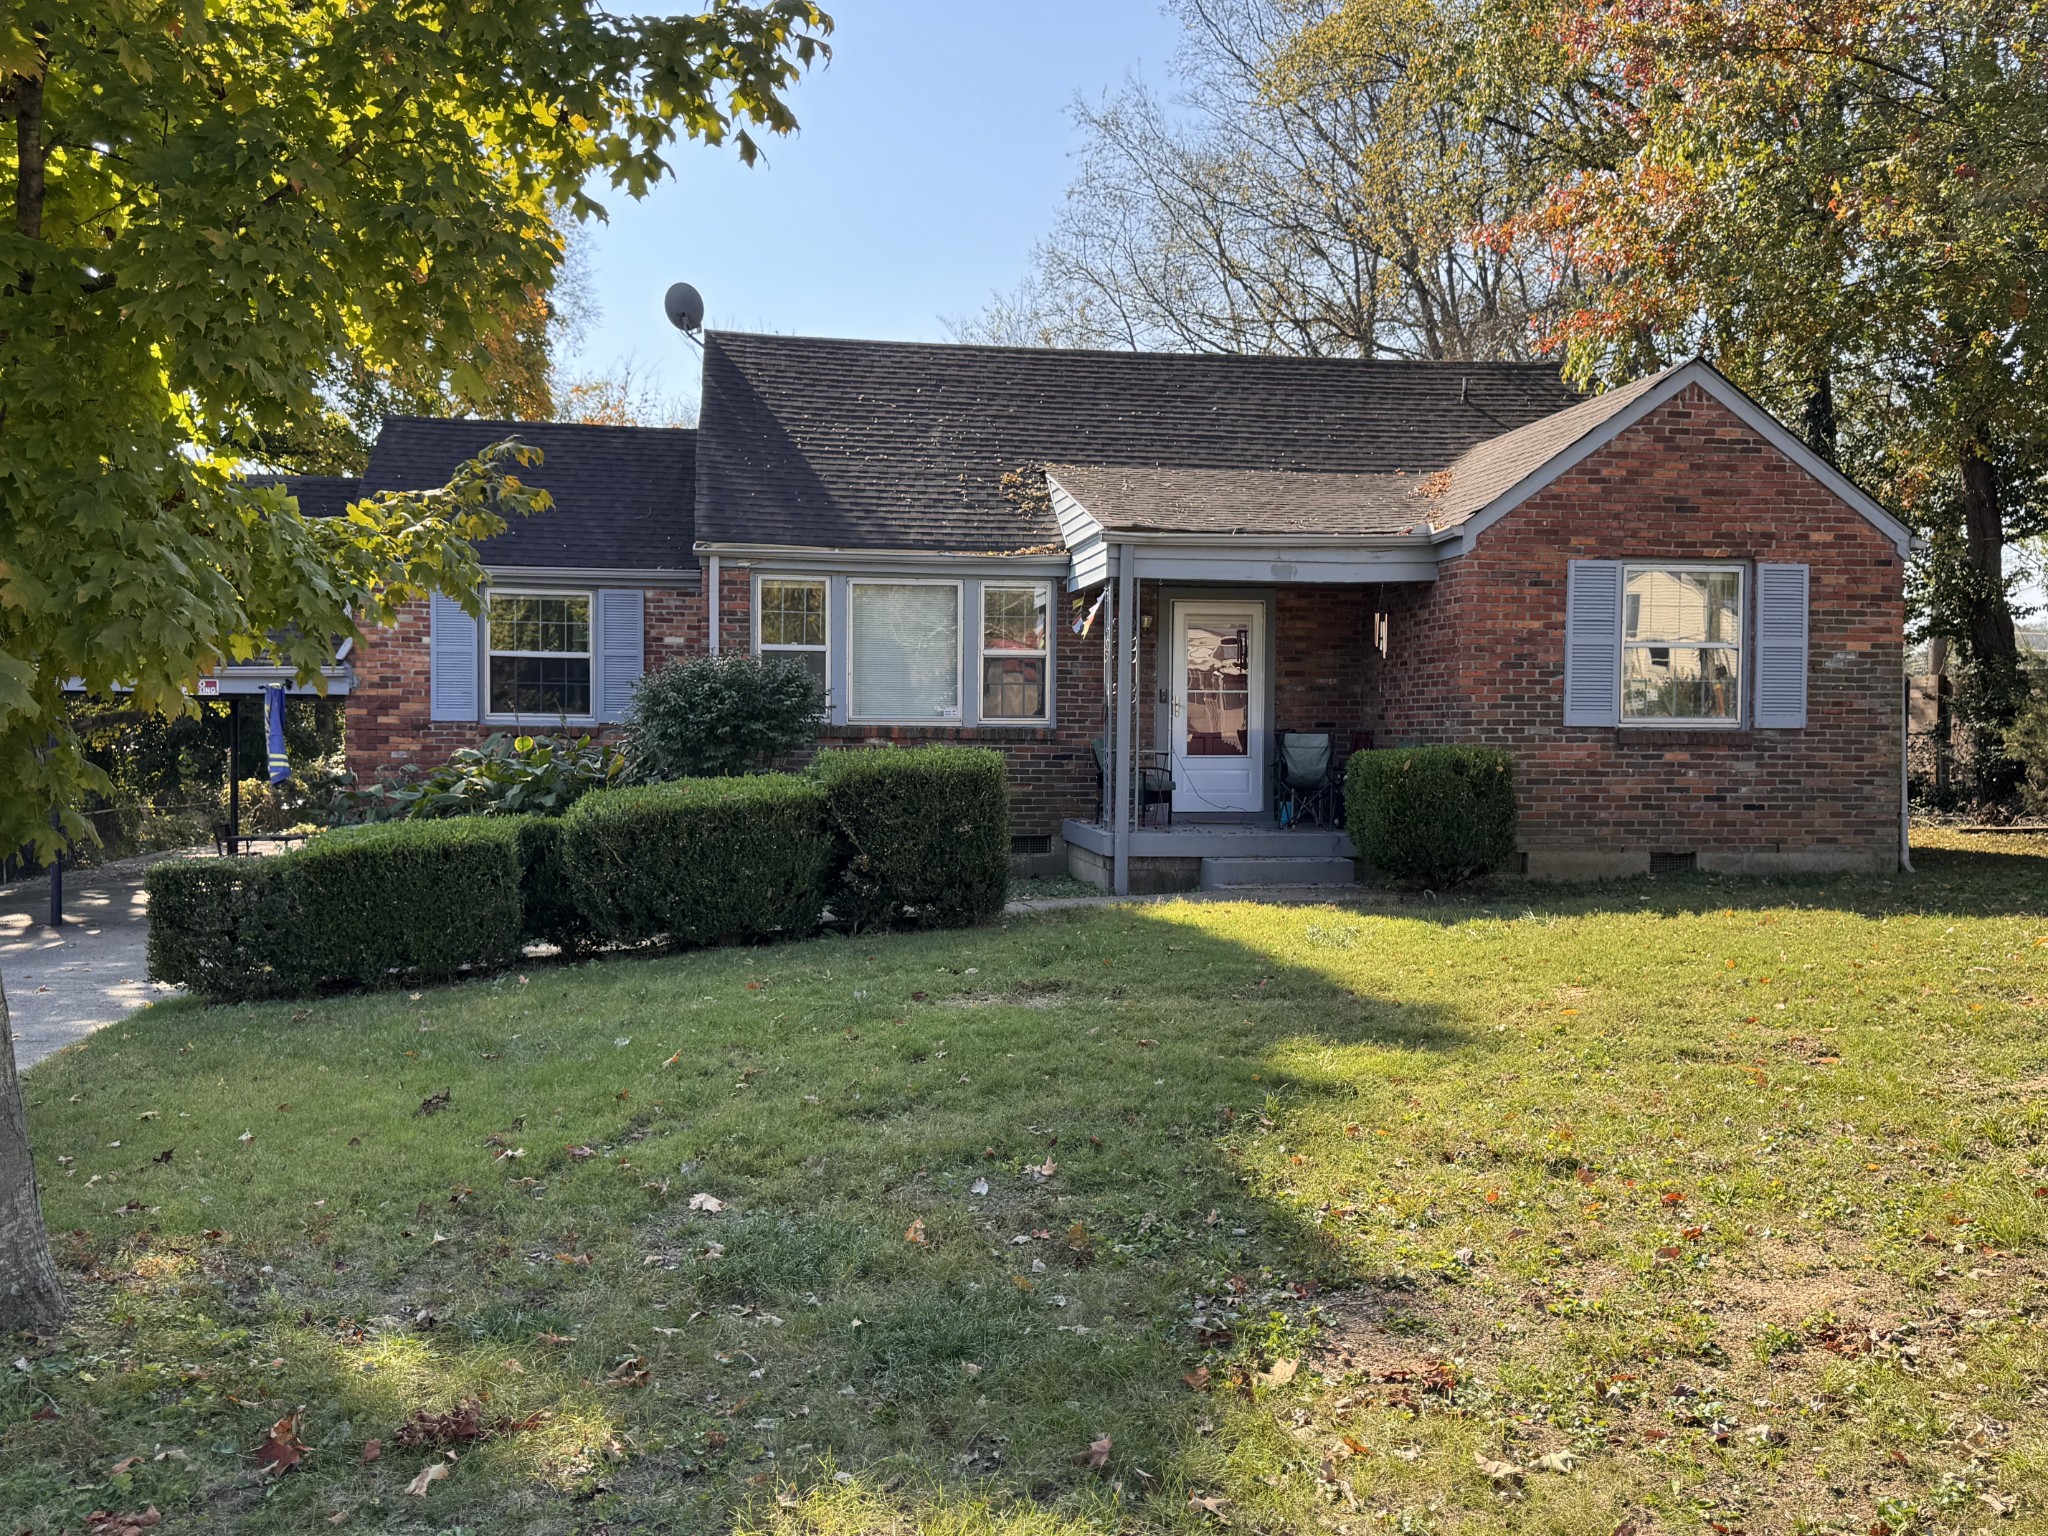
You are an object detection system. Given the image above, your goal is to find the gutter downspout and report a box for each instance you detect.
[707,555,721,655]
[1900,672,1914,873]
[1112,544,1135,897]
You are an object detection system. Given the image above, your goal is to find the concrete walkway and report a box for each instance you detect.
[1,853,184,1071]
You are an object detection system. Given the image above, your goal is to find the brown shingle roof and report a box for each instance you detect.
[694,332,1580,552]
[1419,366,1678,531]
[1047,463,1427,537]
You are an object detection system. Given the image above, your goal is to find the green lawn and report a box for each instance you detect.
[6,831,2048,1535]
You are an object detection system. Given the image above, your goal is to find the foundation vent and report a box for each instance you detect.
[1649,850,1697,875]
[1011,834,1054,856]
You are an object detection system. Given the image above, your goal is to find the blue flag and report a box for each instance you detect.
[263,685,290,785]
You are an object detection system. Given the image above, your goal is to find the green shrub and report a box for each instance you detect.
[146,819,526,999]
[626,653,826,779]
[344,733,628,822]
[1344,746,1517,886]
[2003,665,2048,817]
[512,816,590,950]
[144,857,298,998]
[560,775,831,946]
[810,746,1010,931]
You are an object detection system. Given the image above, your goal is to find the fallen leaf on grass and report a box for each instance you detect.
[1255,1358,1298,1389]
[253,1410,307,1475]
[404,1460,450,1496]
[1183,1366,1211,1392]
[110,1455,142,1473]
[689,1192,726,1212]
[1072,1433,1112,1470]
[1532,1450,1577,1473]
[904,1218,927,1244]
[606,1356,650,1389]
[1474,1451,1526,1484]
[1188,1493,1231,1514]
[1341,1434,1370,1456]
[969,1177,989,1196]
[360,1439,381,1463]
[416,1089,450,1116]
[84,1509,160,1535]
[394,1401,545,1448]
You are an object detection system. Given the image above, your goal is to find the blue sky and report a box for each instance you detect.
[565,2,1186,399]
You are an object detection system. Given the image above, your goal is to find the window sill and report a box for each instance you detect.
[824,722,1056,742]
[484,716,601,729]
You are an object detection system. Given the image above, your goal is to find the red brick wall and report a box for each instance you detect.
[345,586,709,780]
[346,571,1104,842]
[785,573,1108,843]
[1374,384,1905,874]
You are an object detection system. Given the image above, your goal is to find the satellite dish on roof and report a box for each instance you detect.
[664,281,705,335]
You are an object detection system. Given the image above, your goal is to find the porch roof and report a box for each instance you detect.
[1044,463,1428,537]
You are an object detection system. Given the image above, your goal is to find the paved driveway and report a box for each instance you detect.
[1,854,183,1071]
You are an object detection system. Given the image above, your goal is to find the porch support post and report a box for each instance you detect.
[1112,544,1135,896]
[706,554,721,655]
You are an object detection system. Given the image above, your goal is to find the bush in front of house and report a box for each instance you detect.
[146,818,528,999]
[810,746,1011,931]
[560,775,833,946]
[626,653,827,780]
[342,732,629,823]
[512,816,592,951]
[1344,746,1517,886]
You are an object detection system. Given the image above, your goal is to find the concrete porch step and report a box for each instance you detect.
[1199,854,1357,891]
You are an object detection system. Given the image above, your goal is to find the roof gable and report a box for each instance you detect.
[694,332,1580,553]
[1425,360,1914,557]
[363,417,696,572]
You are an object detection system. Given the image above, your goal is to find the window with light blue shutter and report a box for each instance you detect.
[428,593,479,721]
[1753,563,1810,728]
[596,588,645,722]
[1563,560,1623,726]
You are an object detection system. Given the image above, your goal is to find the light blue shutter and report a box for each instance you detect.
[1563,560,1622,726]
[1753,563,1810,728]
[428,593,479,721]
[596,588,645,722]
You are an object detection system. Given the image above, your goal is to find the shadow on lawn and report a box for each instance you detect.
[590,907,1478,1529]
[35,838,2041,1533]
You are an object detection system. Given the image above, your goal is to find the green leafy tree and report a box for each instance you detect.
[0,0,829,1330]
[1473,0,2048,738]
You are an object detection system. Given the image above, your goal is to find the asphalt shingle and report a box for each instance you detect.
[695,332,1581,551]
[1046,464,1427,536]
[362,418,696,572]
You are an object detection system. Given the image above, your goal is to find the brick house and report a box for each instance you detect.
[333,334,1914,894]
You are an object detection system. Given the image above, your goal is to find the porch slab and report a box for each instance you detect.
[1061,818,1355,862]
[1200,854,1356,891]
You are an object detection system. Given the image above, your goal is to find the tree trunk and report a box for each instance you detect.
[13,63,43,241]
[0,968,67,1331]
[1960,439,2019,678]
[1802,370,1839,466]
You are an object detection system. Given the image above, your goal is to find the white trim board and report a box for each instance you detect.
[1434,359,1917,560]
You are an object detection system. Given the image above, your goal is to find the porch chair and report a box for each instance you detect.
[1090,738,1175,827]
[1274,731,1341,828]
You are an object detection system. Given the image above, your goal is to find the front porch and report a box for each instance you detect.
[1062,815,1358,894]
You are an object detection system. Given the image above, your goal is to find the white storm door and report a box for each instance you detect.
[1170,600,1265,813]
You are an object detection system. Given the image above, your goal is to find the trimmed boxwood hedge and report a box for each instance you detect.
[1344,746,1517,886]
[810,746,1010,931]
[560,774,832,946]
[146,818,527,999]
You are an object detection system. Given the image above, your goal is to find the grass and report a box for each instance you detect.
[4,829,2048,1535]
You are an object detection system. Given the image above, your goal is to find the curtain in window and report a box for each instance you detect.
[851,583,959,718]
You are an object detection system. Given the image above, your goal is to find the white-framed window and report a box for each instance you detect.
[979,581,1050,722]
[1621,563,1744,724]
[756,575,829,690]
[848,579,962,721]
[486,591,592,720]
